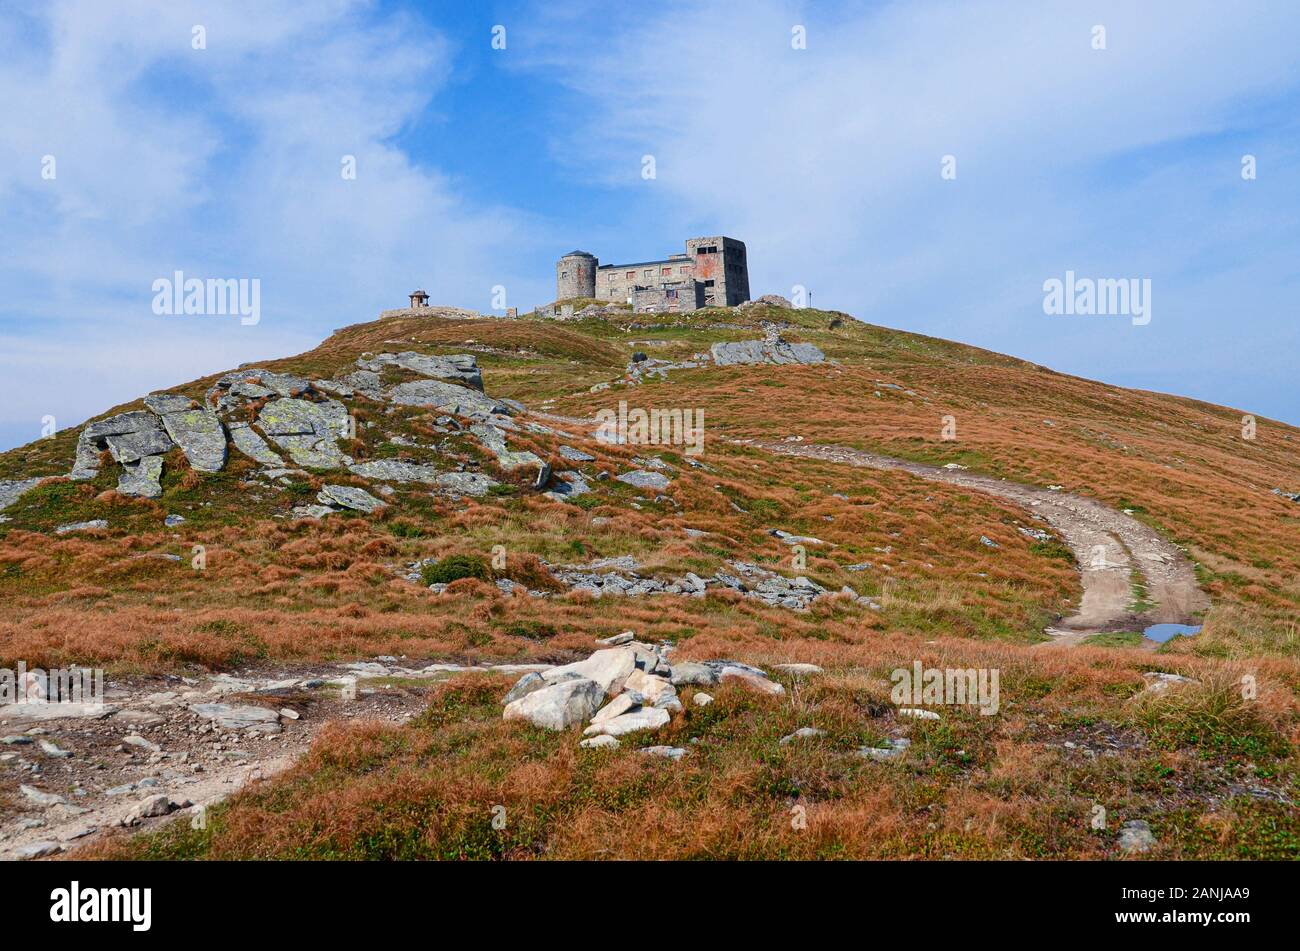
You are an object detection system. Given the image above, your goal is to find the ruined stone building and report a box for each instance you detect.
[556,237,750,313]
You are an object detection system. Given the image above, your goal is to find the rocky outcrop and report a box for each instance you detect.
[616,469,670,492]
[257,398,350,469]
[711,338,825,366]
[389,379,507,419]
[470,423,549,484]
[45,343,550,528]
[0,478,42,513]
[318,484,385,513]
[348,460,440,483]
[358,352,483,390]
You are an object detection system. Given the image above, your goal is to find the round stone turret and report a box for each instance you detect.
[556,251,597,301]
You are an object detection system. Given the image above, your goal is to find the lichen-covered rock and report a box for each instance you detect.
[0,478,42,513]
[226,421,284,465]
[189,703,282,733]
[117,456,164,498]
[616,469,670,491]
[710,339,825,366]
[161,409,227,472]
[143,393,194,414]
[360,352,483,390]
[434,471,498,497]
[470,424,550,481]
[388,379,508,419]
[55,519,108,534]
[257,399,349,469]
[348,460,440,483]
[319,484,384,513]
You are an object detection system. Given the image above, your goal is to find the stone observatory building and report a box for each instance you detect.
[555,236,750,313]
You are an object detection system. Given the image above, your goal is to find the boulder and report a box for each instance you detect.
[502,678,604,731]
[15,841,62,860]
[0,478,42,513]
[590,691,643,725]
[388,379,506,419]
[348,460,440,483]
[670,663,719,687]
[898,707,940,720]
[773,663,823,677]
[227,421,284,465]
[143,393,194,415]
[117,456,164,498]
[190,703,282,733]
[361,352,483,390]
[779,727,826,745]
[1118,819,1157,855]
[856,738,910,762]
[104,428,173,464]
[710,339,825,366]
[434,471,498,497]
[719,667,785,696]
[319,485,385,513]
[542,648,637,695]
[257,398,349,468]
[617,470,671,492]
[55,519,108,534]
[161,409,227,472]
[470,424,550,477]
[639,745,688,760]
[581,706,670,737]
[558,445,596,462]
[257,398,348,437]
[622,669,676,706]
[579,735,619,750]
[19,784,65,807]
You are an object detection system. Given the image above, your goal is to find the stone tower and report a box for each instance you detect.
[556,251,597,301]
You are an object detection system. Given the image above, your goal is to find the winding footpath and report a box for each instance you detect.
[747,439,1209,644]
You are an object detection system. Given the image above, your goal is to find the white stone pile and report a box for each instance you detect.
[499,633,787,755]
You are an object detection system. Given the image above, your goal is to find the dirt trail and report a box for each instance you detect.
[744,440,1209,643]
[0,660,546,860]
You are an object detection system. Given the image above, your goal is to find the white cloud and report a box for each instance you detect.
[0,0,551,450]
[522,0,1300,419]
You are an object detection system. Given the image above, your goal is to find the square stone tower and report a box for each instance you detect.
[685,236,749,307]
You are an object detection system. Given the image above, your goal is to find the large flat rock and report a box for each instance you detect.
[0,478,42,513]
[161,409,227,472]
[502,678,604,731]
[387,379,507,419]
[117,456,164,498]
[361,352,483,390]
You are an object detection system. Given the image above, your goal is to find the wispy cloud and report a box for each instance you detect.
[0,0,550,450]
[519,0,1300,422]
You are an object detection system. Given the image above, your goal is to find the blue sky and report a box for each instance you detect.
[2,0,1299,453]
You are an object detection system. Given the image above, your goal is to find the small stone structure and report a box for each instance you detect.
[555,237,750,313]
[408,289,429,309]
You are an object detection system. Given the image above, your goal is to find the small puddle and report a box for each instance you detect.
[1143,623,1202,644]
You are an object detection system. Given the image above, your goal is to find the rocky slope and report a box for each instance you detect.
[1,298,1297,860]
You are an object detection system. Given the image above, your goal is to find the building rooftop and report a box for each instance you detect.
[597,258,689,270]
